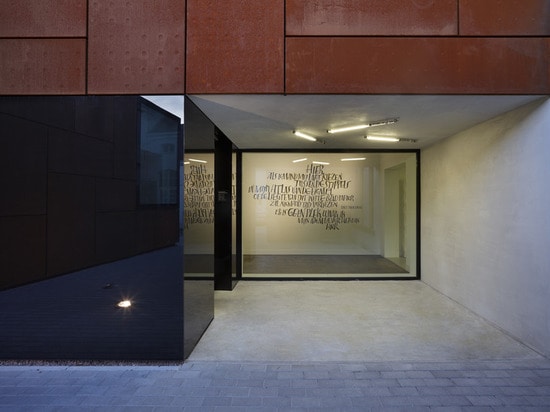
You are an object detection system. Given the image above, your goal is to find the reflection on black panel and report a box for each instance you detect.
[0,96,185,361]
[182,96,215,358]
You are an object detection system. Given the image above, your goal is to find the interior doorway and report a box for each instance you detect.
[384,163,407,270]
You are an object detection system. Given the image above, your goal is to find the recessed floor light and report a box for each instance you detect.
[117,300,132,308]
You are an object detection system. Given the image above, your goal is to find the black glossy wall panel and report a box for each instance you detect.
[96,212,137,263]
[0,97,76,130]
[75,96,115,141]
[0,114,47,216]
[113,98,139,180]
[183,96,215,359]
[48,128,114,178]
[0,96,185,360]
[47,173,96,276]
[96,178,136,212]
[0,216,47,288]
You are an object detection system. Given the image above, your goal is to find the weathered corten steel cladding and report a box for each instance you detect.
[0,0,549,95]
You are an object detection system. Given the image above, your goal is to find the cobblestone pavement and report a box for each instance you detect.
[2,358,550,411]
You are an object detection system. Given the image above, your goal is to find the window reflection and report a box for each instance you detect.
[139,101,181,206]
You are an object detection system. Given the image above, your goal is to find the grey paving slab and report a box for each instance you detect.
[1,360,550,411]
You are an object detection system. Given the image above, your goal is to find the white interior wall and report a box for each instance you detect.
[242,153,381,254]
[380,154,417,273]
[421,98,550,356]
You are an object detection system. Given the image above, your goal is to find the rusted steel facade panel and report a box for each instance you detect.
[88,0,185,94]
[286,37,550,94]
[0,0,87,38]
[460,0,550,36]
[186,0,284,93]
[0,39,85,95]
[287,0,458,36]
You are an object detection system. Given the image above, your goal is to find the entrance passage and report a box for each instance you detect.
[182,97,420,286]
[188,281,539,362]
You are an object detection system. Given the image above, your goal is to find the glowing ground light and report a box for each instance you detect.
[117,300,132,308]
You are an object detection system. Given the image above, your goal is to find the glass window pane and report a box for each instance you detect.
[242,152,417,278]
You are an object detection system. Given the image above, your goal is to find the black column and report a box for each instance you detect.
[214,128,234,290]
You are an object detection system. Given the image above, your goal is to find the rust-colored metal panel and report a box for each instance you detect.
[287,0,458,36]
[187,0,284,93]
[0,0,86,38]
[460,0,550,35]
[0,39,85,95]
[286,37,550,94]
[88,0,185,94]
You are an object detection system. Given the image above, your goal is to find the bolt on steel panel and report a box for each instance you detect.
[186,0,284,93]
[286,37,550,94]
[287,0,458,36]
[0,0,87,38]
[0,39,86,94]
[88,0,185,94]
[460,0,550,36]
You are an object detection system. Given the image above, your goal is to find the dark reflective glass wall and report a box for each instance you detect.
[0,96,185,360]
[183,97,215,358]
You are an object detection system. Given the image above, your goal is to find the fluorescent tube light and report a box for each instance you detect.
[312,161,330,165]
[328,118,399,134]
[366,136,399,142]
[328,124,369,134]
[189,158,207,163]
[367,118,399,127]
[292,158,308,163]
[293,131,317,142]
[341,157,366,161]
[183,161,190,165]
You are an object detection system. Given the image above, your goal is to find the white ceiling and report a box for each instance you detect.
[189,94,544,150]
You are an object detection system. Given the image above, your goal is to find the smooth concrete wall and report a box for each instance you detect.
[421,97,550,356]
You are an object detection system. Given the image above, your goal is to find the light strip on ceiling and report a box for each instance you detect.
[327,118,399,134]
[366,135,399,142]
[188,158,207,163]
[292,158,308,163]
[341,157,366,161]
[328,124,369,133]
[312,161,330,165]
[293,130,317,142]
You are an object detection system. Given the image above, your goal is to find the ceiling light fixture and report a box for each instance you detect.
[327,118,399,134]
[293,130,317,142]
[292,158,308,163]
[312,161,330,165]
[188,158,207,163]
[365,135,400,142]
[183,161,190,165]
[341,157,366,162]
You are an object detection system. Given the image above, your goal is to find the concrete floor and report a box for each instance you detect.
[188,281,541,363]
